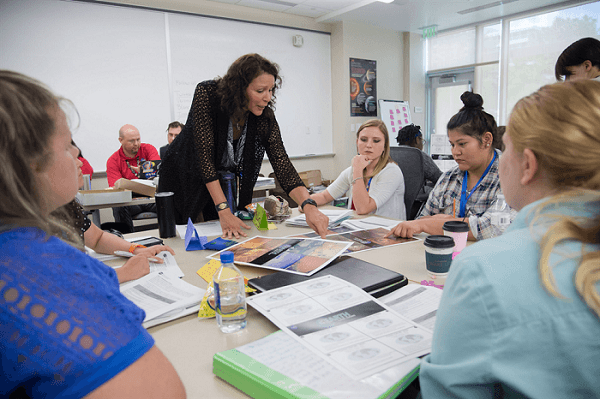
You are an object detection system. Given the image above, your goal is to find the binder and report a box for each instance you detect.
[248,256,407,298]
[213,330,420,399]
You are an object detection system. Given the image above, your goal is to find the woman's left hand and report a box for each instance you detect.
[133,244,176,263]
[219,209,251,239]
[352,154,372,172]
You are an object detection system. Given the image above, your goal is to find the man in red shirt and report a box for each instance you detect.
[106,124,160,232]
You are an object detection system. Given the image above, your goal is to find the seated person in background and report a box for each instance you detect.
[106,124,159,233]
[72,140,93,179]
[52,150,175,283]
[307,119,406,219]
[0,70,185,398]
[555,37,600,81]
[387,91,516,240]
[495,125,506,151]
[160,121,184,159]
[395,123,442,201]
[420,80,600,399]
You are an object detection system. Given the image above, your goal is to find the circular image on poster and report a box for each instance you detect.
[349,347,380,361]
[266,292,291,302]
[308,282,330,290]
[363,69,376,82]
[328,292,352,302]
[365,96,376,113]
[320,332,350,343]
[366,318,392,329]
[363,81,373,95]
[285,305,312,316]
[356,92,366,106]
[396,334,423,344]
[350,78,360,100]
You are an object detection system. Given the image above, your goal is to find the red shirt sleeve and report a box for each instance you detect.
[79,156,94,179]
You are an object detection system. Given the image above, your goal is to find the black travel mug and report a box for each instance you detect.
[155,192,177,238]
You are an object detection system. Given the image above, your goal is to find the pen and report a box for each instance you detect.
[114,251,161,263]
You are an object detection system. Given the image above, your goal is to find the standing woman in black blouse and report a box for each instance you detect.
[159,54,328,238]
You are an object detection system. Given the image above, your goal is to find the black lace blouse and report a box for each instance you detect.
[158,80,304,224]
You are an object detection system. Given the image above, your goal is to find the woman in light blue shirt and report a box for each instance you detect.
[419,80,600,398]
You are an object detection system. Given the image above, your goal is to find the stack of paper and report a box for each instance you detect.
[254,176,275,188]
[285,209,353,228]
[120,271,205,328]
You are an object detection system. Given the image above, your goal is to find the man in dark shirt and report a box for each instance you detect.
[159,121,184,159]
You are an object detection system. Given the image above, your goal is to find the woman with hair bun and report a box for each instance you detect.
[387,91,515,240]
[419,79,600,399]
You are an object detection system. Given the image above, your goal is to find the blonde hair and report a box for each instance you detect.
[508,80,600,316]
[356,119,394,179]
[0,70,81,245]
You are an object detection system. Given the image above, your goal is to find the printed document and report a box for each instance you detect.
[120,271,204,327]
[246,275,433,380]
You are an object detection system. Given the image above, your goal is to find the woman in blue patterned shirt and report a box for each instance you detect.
[387,91,515,240]
[0,71,185,398]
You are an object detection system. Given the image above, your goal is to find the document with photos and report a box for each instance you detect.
[208,236,352,276]
[290,227,419,254]
[120,271,204,328]
[246,275,433,380]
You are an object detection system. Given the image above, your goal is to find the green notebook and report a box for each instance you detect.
[213,330,420,399]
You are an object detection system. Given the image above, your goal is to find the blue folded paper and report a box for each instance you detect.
[184,218,208,251]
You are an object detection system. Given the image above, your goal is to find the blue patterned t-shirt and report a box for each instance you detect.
[0,227,155,398]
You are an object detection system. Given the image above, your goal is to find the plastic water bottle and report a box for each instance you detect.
[213,251,247,333]
[489,194,511,237]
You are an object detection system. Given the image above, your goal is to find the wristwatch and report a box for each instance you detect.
[301,198,317,211]
[215,201,229,212]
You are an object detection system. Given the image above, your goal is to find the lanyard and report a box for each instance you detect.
[351,177,373,211]
[126,157,142,178]
[459,151,496,218]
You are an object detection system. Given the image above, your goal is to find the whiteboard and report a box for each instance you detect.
[378,99,412,146]
[0,0,333,171]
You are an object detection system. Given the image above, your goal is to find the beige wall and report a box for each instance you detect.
[97,0,412,183]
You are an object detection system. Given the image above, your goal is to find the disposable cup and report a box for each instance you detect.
[443,221,469,256]
[424,235,455,281]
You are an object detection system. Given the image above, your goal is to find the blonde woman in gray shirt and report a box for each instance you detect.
[306,119,405,219]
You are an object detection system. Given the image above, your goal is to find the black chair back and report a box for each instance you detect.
[389,146,425,220]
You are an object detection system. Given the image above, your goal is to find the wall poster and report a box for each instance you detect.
[350,58,377,117]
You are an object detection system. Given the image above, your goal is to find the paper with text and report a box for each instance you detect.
[246,275,432,380]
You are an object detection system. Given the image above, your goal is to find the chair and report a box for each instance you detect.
[132,211,159,232]
[389,146,425,220]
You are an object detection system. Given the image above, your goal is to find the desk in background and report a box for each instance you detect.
[111,209,430,398]
[82,197,156,227]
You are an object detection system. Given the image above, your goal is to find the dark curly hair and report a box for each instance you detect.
[396,124,422,147]
[215,53,282,122]
[447,91,499,150]
[555,37,600,81]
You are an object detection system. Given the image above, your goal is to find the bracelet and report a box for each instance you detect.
[351,177,363,185]
[128,243,146,254]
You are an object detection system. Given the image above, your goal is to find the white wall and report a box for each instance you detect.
[71,1,408,183]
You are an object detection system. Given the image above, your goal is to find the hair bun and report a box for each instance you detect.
[460,91,483,110]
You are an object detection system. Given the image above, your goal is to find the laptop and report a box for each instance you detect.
[248,256,407,298]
